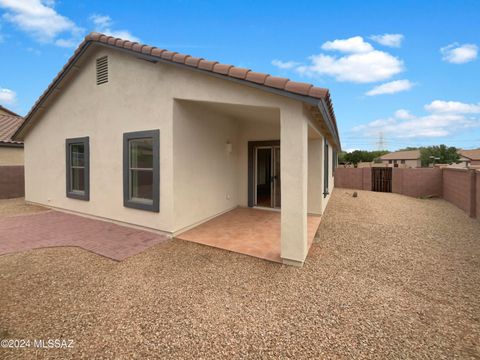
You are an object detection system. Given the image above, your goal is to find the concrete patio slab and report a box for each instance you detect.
[176,207,321,263]
[0,211,169,261]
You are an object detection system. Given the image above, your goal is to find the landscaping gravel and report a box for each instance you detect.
[0,190,479,359]
[0,197,48,216]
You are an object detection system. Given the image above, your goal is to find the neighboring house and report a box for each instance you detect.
[0,105,24,166]
[380,150,421,168]
[458,149,480,167]
[12,32,341,266]
[0,105,25,199]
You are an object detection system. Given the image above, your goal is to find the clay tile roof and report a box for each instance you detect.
[308,87,329,98]
[213,63,232,75]
[245,71,268,84]
[151,48,165,57]
[115,39,126,47]
[132,43,143,52]
[173,53,190,63]
[198,60,218,71]
[264,76,290,89]
[380,150,421,160]
[185,56,203,67]
[161,51,177,60]
[284,81,313,96]
[123,41,134,49]
[459,149,480,160]
[141,45,153,54]
[14,32,340,148]
[0,105,19,117]
[228,67,250,79]
[0,114,24,145]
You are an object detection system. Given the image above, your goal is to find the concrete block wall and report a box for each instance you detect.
[334,168,371,190]
[392,168,442,198]
[0,166,25,199]
[336,167,478,219]
[477,170,480,219]
[442,169,476,217]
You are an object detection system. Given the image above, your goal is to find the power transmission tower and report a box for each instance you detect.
[376,132,387,150]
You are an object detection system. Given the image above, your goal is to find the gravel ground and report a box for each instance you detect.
[0,197,48,216]
[0,190,479,359]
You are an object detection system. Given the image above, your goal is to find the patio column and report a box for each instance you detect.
[280,109,308,266]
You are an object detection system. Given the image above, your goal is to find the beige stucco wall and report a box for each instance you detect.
[24,45,334,238]
[0,147,24,165]
[172,101,240,233]
[381,159,421,168]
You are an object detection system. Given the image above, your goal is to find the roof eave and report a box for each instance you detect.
[13,36,341,149]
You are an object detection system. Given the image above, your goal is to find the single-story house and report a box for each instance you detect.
[0,105,25,199]
[13,32,341,266]
[0,105,24,166]
[380,150,421,168]
[458,149,480,167]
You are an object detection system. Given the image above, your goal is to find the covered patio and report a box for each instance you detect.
[176,207,322,263]
[173,97,333,266]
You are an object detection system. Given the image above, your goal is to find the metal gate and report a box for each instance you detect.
[372,168,392,192]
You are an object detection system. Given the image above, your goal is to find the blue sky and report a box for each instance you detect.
[0,0,479,151]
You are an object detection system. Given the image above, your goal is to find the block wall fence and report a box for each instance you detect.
[335,167,479,219]
[0,166,25,199]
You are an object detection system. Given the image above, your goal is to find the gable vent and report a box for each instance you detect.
[96,56,108,85]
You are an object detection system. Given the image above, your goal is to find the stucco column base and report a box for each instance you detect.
[282,258,305,267]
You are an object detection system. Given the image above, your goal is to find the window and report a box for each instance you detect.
[389,160,393,164]
[123,130,159,212]
[323,140,329,197]
[401,159,406,164]
[66,137,89,200]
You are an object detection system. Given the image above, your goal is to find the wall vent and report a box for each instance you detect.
[96,56,108,85]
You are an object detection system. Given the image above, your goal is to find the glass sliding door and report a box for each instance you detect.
[254,146,281,208]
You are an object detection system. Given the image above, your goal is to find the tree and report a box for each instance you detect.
[420,145,460,167]
[343,150,389,165]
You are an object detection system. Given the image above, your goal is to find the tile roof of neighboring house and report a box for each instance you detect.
[380,150,421,160]
[0,105,19,117]
[458,149,480,161]
[0,113,24,146]
[13,32,340,148]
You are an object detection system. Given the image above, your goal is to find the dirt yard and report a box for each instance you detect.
[0,191,479,359]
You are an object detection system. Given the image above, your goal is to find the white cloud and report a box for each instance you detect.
[90,14,140,42]
[425,100,480,114]
[370,34,404,47]
[277,36,404,83]
[353,100,480,139]
[394,109,414,120]
[0,87,17,105]
[321,36,373,53]
[271,59,300,70]
[441,43,478,64]
[0,0,83,46]
[365,79,414,96]
[90,14,111,29]
[297,49,404,83]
